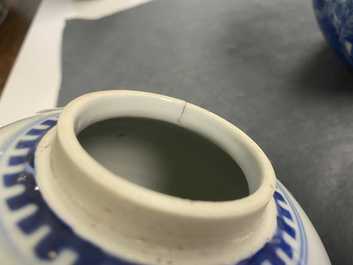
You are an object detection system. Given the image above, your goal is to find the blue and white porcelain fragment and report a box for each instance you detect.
[313,0,353,66]
[0,91,330,265]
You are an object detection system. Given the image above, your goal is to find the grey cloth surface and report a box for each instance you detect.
[59,0,353,264]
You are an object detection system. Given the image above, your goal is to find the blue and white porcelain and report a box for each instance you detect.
[0,91,330,265]
[313,0,353,66]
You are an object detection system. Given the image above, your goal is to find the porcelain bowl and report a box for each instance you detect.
[0,91,331,265]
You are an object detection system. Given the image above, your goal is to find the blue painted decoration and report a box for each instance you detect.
[313,0,353,66]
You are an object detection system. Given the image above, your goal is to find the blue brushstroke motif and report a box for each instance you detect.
[237,191,298,265]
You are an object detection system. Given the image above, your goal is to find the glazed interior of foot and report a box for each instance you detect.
[78,118,249,201]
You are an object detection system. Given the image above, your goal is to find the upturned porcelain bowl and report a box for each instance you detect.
[313,0,353,66]
[0,91,330,265]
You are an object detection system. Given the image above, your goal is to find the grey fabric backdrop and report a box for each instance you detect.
[60,0,353,264]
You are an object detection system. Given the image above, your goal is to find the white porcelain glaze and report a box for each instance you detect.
[0,91,330,265]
